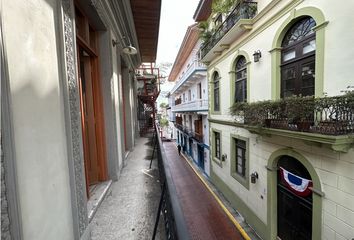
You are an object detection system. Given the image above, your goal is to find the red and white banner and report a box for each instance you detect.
[279,167,313,197]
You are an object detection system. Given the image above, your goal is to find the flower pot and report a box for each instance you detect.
[296,121,312,132]
[270,119,289,129]
[264,119,272,128]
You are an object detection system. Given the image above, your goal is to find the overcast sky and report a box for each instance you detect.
[156,0,200,104]
[156,0,200,65]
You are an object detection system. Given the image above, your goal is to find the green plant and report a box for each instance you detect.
[198,21,214,43]
[212,0,237,13]
[160,118,169,128]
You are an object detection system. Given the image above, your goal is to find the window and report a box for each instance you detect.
[214,131,220,160]
[188,90,191,101]
[230,135,249,189]
[197,83,202,99]
[235,56,247,102]
[213,72,220,111]
[281,17,316,97]
[235,139,246,177]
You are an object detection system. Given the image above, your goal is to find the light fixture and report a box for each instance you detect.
[122,44,137,55]
[112,38,138,55]
[253,50,262,62]
[251,171,259,184]
[221,154,227,161]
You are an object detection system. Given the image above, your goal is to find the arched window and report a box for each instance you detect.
[213,72,220,111]
[235,56,247,102]
[281,17,316,97]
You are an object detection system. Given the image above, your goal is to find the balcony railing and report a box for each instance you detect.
[170,60,206,94]
[230,94,354,135]
[200,1,257,59]
[154,123,190,239]
[192,131,203,142]
[171,99,208,112]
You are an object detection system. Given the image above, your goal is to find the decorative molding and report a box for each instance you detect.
[61,0,89,236]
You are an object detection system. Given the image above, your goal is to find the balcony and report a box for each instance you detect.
[170,60,207,95]
[200,1,257,62]
[172,99,208,112]
[192,131,204,142]
[230,94,354,152]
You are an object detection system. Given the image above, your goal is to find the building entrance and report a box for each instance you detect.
[277,156,312,240]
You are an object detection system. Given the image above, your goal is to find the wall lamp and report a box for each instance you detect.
[112,39,138,55]
[221,154,227,162]
[253,50,262,62]
[251,171,259,184]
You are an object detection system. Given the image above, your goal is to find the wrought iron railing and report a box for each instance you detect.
[200,1,257,58]
[230,94,354,135]
[153,124,190,240]
[192,131,203,142]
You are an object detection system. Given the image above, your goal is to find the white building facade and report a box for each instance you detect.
[195,0,354,239]
[169,24,210,176]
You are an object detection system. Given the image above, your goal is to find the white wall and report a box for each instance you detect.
[207,0,354,238]
[209,0,354,119]
[3,0,74,238]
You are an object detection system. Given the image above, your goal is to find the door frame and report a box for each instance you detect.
[75,4,108,195]
[267,148,322,240]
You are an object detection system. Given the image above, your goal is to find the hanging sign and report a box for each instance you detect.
[279,167,313,197]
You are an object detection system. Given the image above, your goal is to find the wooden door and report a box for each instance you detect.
[78,48,99,185]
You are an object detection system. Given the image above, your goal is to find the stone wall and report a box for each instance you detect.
[1,133,12,240]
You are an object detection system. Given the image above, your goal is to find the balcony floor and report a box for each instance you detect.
[91,136,165,240]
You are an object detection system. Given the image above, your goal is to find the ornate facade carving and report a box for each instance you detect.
[62,0,88,236]
[1,134,12,240]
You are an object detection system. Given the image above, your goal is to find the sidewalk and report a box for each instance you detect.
[91,137,165,240]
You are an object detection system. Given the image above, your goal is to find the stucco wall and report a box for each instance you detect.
[209,0,354,119]
[210,121,354,239]
[2,0,74,239]
[207,0,354,239]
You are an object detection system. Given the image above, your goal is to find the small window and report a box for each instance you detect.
[188,90,191,101]
[213,72,220,111]
[235,56,247,103]
[214,132,220,160]
[231,136,249,189]
[235,139,246,177]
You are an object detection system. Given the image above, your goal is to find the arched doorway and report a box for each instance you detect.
[277,156,312,240]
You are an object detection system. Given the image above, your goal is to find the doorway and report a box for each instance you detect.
[197,145,204,171]
[189,138,193,159]
[76,6,107,197]
[277,156,312,240]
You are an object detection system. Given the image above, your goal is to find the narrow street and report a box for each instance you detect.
[91,137,165,240]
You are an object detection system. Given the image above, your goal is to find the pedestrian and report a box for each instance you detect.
[177,144,181,155]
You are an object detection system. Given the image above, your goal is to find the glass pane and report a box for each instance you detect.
[237,162,243,174]
[301,62,315,78]
[283,50,296,61]
[282,17,316,47]
[282,67,296,80]
[284,90,294,98]
[303,40,316,54]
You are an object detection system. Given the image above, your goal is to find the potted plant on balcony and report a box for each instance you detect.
[315,91,353,135]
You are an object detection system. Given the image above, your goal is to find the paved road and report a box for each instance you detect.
[163,141,244,240]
